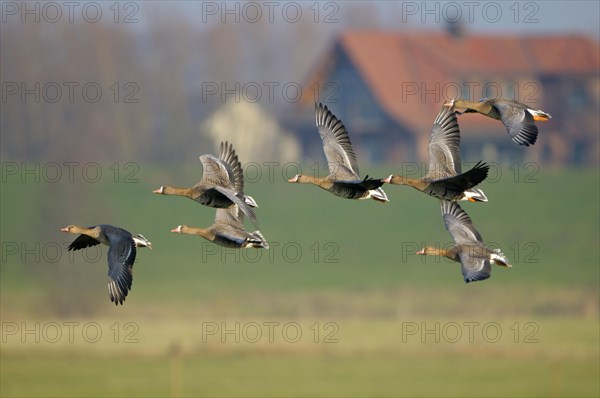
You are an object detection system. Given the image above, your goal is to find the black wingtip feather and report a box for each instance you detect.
[441,200,475,227]
[465,161,490,186]
[512,124,538,146]
[359,176,386,190]
[464,273,491,283]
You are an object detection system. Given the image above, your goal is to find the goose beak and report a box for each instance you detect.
[170,226,182,233]
[443,99,455,108]
[152,187,163,194]
[287,175,299,183]
[416,249,425,255]
[382,175,393,184]
[60,227,69,232]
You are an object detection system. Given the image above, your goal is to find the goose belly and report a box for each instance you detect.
[423,184,461,201]
[197,190,234,208]
[329,184,368,199]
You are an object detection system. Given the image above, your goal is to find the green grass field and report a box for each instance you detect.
[1,164,598,396]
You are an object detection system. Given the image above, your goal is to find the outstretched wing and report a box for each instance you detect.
[315,102,360,180]
[212,185,257,226]
[440,200,483,245]
[218,141,244,193]
[490,99,538,146]
[213,208,260,247]
[425,161,489,200]
[427,106,462,178]
[67,234,101,251]
[214,206,244,229]
[198,154,232,186]
[459,253,491,283]
[107,235,136,306]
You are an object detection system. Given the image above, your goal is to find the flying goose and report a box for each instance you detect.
[384,105,489,202]
[288,103,388,203]
[445,97,551,146]
[154,141,258,225]
[417,200,511,283]
[61,224,151,305]
[171,205,269,249]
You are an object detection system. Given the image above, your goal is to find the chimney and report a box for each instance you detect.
[445,20,465,40]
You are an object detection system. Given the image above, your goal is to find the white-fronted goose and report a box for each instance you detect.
[153,141,258,225]
[445,97,551,146]
[417,200,511,283]
[171,206,269,249]
[287,103,388,203]
[60,224,152,305]
[384,105,489,202]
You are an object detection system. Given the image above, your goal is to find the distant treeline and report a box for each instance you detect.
[1,3,380,162]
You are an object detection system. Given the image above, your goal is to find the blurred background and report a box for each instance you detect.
[1,1,598,396]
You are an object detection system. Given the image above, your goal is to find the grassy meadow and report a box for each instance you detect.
[1,163,598,397]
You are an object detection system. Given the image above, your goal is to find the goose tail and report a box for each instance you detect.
[462,188,488,203]
[132,234,152,249]
[528,109,552,122]
[370,187,389,203]
[244,195,258,208]
[491,248,511,267]
[248,230,269,249]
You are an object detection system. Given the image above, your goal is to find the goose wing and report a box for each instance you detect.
[212,185,257,226]
[459,253,492,283]
[105,229,136,305]
[67,233,101,251]
[315,102,360,180]
[198,154,232,186]
[489,98,538,146]
[425,161,489,199]
[440,200,483,245]
[213,209,253,246]
[218,141,244,193]
[214,207,244,229]
[427,106,462,178]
